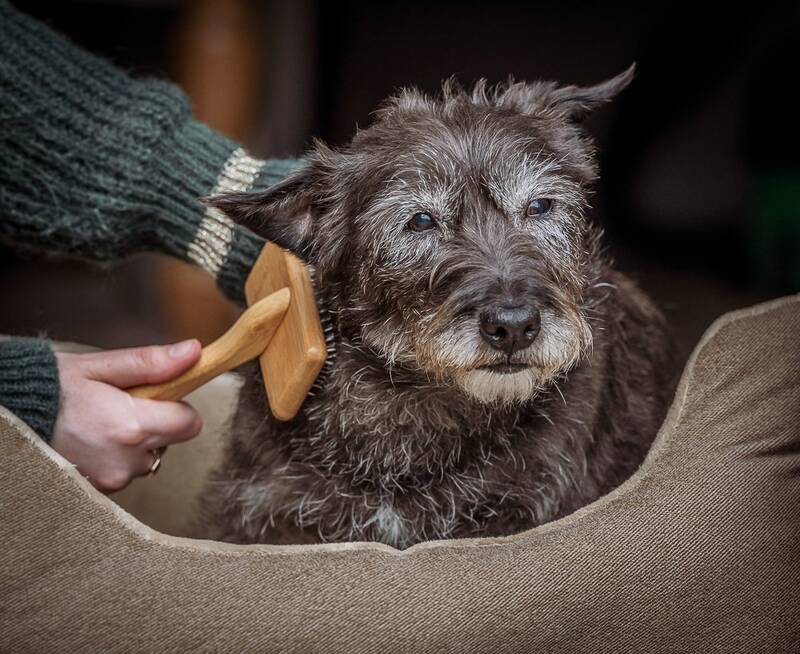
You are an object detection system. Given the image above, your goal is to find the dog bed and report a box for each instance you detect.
[1,295,799,653]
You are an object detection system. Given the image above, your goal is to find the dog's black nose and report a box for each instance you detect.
[479,306,541,354]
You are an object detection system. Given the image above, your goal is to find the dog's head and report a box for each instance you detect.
[210,66,633,404]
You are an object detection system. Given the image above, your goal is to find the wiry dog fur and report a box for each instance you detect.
[196,65,676,549]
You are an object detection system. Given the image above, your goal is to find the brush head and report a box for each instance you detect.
[245,242,328,421]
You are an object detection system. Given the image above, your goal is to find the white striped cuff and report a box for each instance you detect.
[187,148,264,277]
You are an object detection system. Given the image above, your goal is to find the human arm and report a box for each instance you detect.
[0,1,298,472]
[0,338,204,490]
[0,0,300,305]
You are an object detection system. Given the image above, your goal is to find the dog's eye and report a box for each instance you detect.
[525,198,553,217]
[408,212,437,232]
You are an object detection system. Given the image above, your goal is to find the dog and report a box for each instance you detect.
[196,65,676,549]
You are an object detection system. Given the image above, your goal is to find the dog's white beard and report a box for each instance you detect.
[444,309,590,404]
[455,367,543,404]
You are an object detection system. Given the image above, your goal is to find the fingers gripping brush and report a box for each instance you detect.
[129,243,332,452]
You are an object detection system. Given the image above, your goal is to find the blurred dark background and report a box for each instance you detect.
[2,0,798,364]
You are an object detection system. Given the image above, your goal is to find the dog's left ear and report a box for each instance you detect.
[548,63,636,121]
[204,163,322,260]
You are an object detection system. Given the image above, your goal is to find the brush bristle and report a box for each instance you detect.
[306,268,338,399]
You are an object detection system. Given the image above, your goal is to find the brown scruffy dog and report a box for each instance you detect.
[197,65,676,549]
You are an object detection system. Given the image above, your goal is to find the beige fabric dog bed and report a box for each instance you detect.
[1,295,799,653]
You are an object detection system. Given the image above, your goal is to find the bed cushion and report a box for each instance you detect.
[1,295,799,653]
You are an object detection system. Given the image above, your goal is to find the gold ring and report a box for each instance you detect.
[148,446,165,475]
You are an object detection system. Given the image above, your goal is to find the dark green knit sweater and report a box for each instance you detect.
[0,1,299,440]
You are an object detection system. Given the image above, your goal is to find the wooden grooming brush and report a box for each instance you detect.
[129,244,329,421]
[242,242,328,420]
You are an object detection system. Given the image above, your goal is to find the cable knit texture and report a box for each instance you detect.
[0,1,301,438]
[0,340,60,441]
[0,0,300,302]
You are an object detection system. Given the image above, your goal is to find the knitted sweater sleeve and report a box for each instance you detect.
[0,0,301,304]
[0,339,60,440]
[0,2,301,440]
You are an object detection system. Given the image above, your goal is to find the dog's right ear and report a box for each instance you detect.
[204,164,320,260]
[496,64,636,123]
[547,63,636,121]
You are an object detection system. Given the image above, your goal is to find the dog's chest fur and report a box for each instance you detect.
[198,272,675,548]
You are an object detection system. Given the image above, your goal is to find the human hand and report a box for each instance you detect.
[52,340,203,491]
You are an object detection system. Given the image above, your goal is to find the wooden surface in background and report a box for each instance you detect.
[160,0,264,344]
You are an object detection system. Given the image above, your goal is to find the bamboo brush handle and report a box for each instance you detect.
[128,288,291,402]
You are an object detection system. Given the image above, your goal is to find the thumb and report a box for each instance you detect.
[80,339,202,389]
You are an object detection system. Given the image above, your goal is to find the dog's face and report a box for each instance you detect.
[211,67,633,404]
